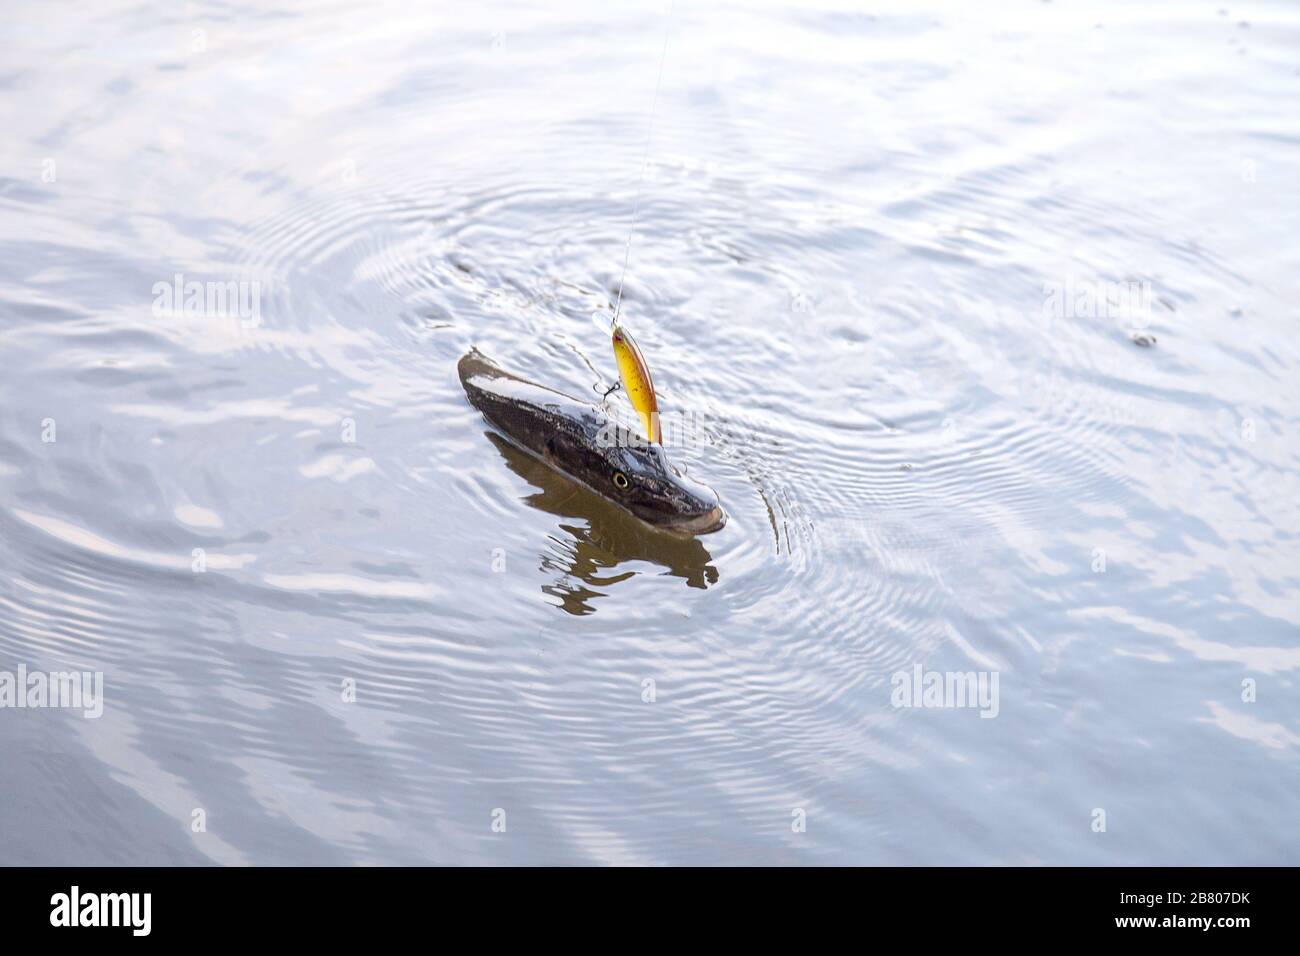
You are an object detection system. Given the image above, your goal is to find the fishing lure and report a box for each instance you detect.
[604,2,673,446]
[611,324,661,444]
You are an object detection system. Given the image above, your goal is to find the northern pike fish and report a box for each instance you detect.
[458,349,725,534]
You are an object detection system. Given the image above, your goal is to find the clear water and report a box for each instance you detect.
[2,0,1297,864]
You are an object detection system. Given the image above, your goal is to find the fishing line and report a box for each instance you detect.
[612,0,675,327]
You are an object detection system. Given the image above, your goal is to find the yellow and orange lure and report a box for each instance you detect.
[611,324,661,444]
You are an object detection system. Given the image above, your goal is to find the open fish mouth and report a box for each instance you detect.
[458,349,726,535]
[658,504,727,535]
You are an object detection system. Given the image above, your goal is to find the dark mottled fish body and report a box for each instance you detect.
[458,349,725,534]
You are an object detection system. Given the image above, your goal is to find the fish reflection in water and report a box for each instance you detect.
[485,432,719,615]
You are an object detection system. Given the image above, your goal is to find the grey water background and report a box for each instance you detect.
[2,0,1298,865]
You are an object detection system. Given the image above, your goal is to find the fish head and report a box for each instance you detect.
[594,423,726,534]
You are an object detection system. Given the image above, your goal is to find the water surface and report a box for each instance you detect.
[2,0,1298,864]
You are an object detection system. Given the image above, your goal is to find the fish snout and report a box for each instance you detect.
[675,502,726,535]
[664,474,726,535]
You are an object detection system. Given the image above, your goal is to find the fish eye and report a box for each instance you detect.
[612,471,629,490]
